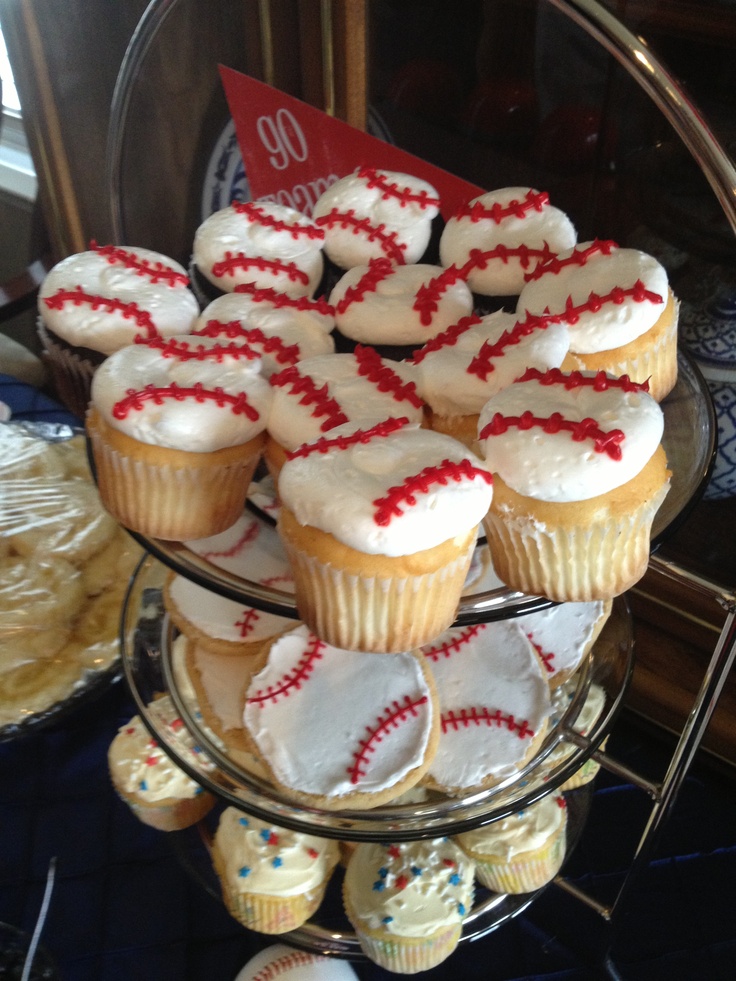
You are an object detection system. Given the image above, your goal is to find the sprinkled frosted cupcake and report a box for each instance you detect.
[343,837,475,973]
[107,694,216,831]
[87,334,273,540]
[455,793,568,893]
[210,806,340,934]
[277,418,494,653]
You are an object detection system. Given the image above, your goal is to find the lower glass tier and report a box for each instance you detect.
[121,555,633,840]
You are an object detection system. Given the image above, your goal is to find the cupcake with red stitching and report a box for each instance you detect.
[476,366,670,602]
[312,166,442,276]
[191,199,325,304]
[413,308,569,452]
[342,837,475,973]
[87,334,273,541]
[37,242,200,419]
[264,347,426,486]
[276,417,494,653]
[516,240,679,401]
[328,257,474,360]
[455,793,568,894]
[439,186,577,312]
[191,285,336,378]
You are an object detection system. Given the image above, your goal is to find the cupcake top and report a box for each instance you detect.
[39,244,199,355]
[312,166,441,268]
[420,621,552,791]
[213,806,339,897]
[413,309,569,418]
[477,367,665,502]
[192,288,335,378]
[455,793,567,859]
[165,573,295,647]
[108,694,213,802]
[243,624,438,804]
[278,418,493,557]
[329,259,474,346]
[267,349,425,453]
[192,200,325,297]
[439,187,577,297]
[344,837,474,938]
[90,334,273,452]
[516,601,609,686]
[185,514,291,589]
[516,240,671,354]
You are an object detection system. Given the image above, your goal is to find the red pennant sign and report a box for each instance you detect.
[219,65,484,220]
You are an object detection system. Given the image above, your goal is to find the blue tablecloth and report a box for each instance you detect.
[2,378,735,980]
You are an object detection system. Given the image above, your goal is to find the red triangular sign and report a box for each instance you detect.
[219,65,484,220]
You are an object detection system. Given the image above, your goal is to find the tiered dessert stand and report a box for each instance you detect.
[110,0,736,972]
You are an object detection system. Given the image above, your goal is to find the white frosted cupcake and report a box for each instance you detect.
[413,308,569,451]
[87,334,273,540]
[477,367,670,601]
[277,418,493,653]
[343,837,474,973]
[517,240,679,401]
[210,806,340,934]
[455,793,568,893]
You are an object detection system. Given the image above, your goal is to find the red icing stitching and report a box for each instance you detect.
[235,608,260,638]
[42,288,158,338]
[453,189,550,224]
[467,312,561,381]
[231,201,324,241]
[412,265,467,326]
[527,636,556,674]
[354,344,424,408]
[357,166,441,209]
[141,335,260,362]
[334,257,397,313]
[422,624,485,661]
[195,321,301,367]
[479,409,625,461]
[269,365,349,432]
[518,366,650,393]
[441,707,535,739]
[91,241,189,286]
[314,210,407,264]
[522,280,664,326]
[458,243,559,280]
[246,635,325,705]
[112,383,262,422]
[523,239,617,282]
[251,950,326,981]
[233,281,335,316]
[210,253,310,285]
[373,459,493,526]
[286,416,411,460]
[348,695,429,784]
[410,314,483,364]
[200,518,259,560]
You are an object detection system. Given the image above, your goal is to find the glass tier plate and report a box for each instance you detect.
[121,553,632,839]
[125,349,715,625]
[167,781,592,956]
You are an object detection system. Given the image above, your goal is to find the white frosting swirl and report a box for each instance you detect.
[108,694,213,801]
[213,806,339,897]
[516,241,670,352]
[439,187,577,296]
[193,200,325,297]
[312,167,440,268]
[415,309,569,416]
[39,246,199,355]
[329,262,473,345]
[421,621,552,789]
[267,351,425,452]
[476,369,664,502]
[455,793,567,859]
[278,421,493,557]
[243,624,435,800]
[90,335,273,452]
[344,838,474,938]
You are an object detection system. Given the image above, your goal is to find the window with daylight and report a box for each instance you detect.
[0,29,37,201]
